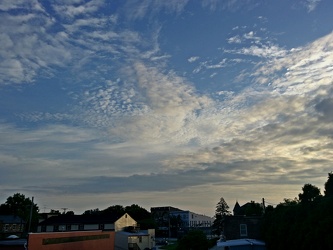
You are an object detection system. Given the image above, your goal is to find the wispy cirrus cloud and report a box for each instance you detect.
[202,0,264,11]
[303,0,322,12]
[254,31,333,94]
[124,0,189,20]
[51,0,105,19]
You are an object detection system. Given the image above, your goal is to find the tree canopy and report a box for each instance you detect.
[262,173,333,250]
[298,183,321,203]
[177,230,209,250]
[324,172,333,197]
[215,197,231,217]
[212,197,231,236]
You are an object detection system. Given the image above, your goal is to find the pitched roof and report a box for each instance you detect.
[38,213,124,225]
[233,201,241,215]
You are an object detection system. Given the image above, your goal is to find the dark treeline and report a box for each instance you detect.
[82,204,156,230]
[261,172,333,250]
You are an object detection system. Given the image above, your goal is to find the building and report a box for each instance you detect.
[37,213,155,250]
[222,201,264,241]
[169,210,213,237]
[115,229,155,250]
[151,206,182,237]
[151,206,213,238]
[0,215,26,238]
[38,213,136,233]
[28,230,114,250]
[222,215,263,240]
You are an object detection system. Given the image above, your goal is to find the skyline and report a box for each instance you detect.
[1,0,333,216]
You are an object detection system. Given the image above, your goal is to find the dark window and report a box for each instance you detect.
[240,224,247,236]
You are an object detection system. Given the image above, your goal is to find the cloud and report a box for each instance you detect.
[254,31,333,94]
[303,0,322,12]
[227,35,242,44]
[225,44,287,59]
[52,0,105,19]
[202,0,264,11]
[188,56,200,63]
[0,0,45,12]
[0,6,73,85]
[124,0,189,20]
[106,62,212,144]
[2,29,333,210]
[1,0,333,214]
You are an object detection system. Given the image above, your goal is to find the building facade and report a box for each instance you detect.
[28,230,115,250]
[150,206,182,237]
[0,215,26,238]
[151,206,213,238]
[38,213,136,233]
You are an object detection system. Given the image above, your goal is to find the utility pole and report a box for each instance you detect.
[262,198,266,213]
[28,197,34,232]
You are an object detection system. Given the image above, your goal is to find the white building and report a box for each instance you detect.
[170,210,213,228]
[115,229,155,250]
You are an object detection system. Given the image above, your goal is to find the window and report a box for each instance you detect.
[240,224,247,237]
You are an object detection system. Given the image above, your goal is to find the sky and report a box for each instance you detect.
[1,0,333,216]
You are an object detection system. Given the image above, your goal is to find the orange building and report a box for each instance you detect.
[28,230,115,250]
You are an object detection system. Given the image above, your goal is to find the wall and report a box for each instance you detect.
[114,230,155,250]
[115,214,136,232]
[28,230,115,250]
[223,216,262,240]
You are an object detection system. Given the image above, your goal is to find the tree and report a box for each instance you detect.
[50,209,61,215]
[125,204,150,220]
[0,193,39,232]
[262,175,333,250]
[324,172,333,197]
[102,205,125,217]
[177,230,209,250]
[212,197,231,236]
[82,208,100,215]
[298,184,321,203]
[215,197,231,217]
